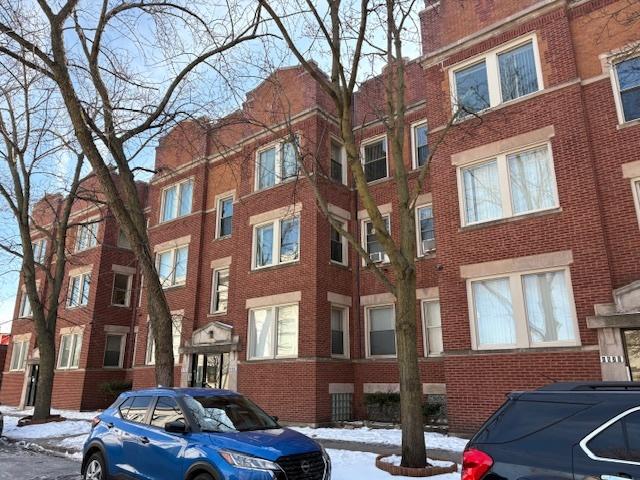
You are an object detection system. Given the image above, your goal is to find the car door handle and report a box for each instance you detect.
[139,436,150,444]
[602,475,632,480]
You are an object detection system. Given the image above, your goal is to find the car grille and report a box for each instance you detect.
[276,451,326,480]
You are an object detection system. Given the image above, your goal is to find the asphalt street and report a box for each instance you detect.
[0,440,81,480]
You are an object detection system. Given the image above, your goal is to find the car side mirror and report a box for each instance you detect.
[165,420,187,434]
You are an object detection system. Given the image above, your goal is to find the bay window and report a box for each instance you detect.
[362,137,388,182]
[157,245,188,287]
[256,139,299,190]
[9,340,28,371]
[248,304,299,360]
[366,305,396,357]
[58,333,82,369]
[253,216,300,269]
[160,179,193,222]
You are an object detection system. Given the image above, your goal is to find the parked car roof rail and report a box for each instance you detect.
[536,382,640,392]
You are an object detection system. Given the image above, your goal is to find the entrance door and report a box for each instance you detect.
[25,364,39,407]
[623,329,640,381]
[190,353,229,389]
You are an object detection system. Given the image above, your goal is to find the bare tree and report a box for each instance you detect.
[0,0,265,386]
[0,57,84,420]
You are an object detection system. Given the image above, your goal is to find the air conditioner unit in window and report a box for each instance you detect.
[421,239,436,254]
[369,251,383,263]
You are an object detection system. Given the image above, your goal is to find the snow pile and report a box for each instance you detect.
[2,415,91,440]
[0,406,100,421]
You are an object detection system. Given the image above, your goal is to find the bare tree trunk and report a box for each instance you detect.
[32,326,55,419]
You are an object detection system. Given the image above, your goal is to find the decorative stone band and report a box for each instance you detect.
[460,250,573,279]
[11,333,31,343]
[327,292,352,307]
[60,325,84,335]
[622,160,640,179]
[104,325,131,334]
[327,203,351,221]
[415,193,432,205]
[358,202,392,220]
[210,256,232,269]
[153,235,191,253]
[249,203,302,226]
[68,264,93,277]
[360,292,396,306]
[328,383,355,394]
[245,291,301,309]
[417,287,439,301]
[112,264,136,275]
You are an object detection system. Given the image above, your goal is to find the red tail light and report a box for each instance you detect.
[91,417,101,429]
[462,448,493,480]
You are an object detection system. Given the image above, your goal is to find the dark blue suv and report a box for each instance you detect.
[82,388,330,480]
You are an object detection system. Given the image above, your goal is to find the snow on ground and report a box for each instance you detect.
[292,426,468,452]
[2,414,91,440]
[1,405,100,421]
[328,449,460,480]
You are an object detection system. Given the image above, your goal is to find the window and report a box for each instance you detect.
[330,221,348,265]
[19,292,32,318]
[362,137,388,182]
[632,179,640,228]
[160,179,193,222]
[146,316,182,365]
[103,334,126,368]
[75,222,98,252]
[67,273,91,307]
[121,396,152,423]
[157,245,188,287]
[112,273,133,307]
[32,238,47,263]
[211,268,229,314]
[256,139,299,190]
[422,301,443,356]
[330,140,346,184]
[331,306,348,357]
[9,340,28,371]
[58,333,82,369]
[151,397,185,428]
[117,229,131,249]
[417,205,435,255]
[367,305,396,357]
[613,56,640,123]
[469,268,578,349]
[362,216,390,263]
[217,196,233,238]
[253,216,300,269]
[452,37,542,116]
[460,144,558,225]
[586,409,640,462]
[248,304,298,360]
[412,122,429,168]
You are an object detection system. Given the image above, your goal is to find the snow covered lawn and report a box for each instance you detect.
[2,414,91,440]
[292,426,468,452]
[1,405,100,421]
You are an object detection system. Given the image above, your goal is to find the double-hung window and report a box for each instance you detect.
[362,216,390,263]
[248,304,298,360]
[19,292,32,318]
[161,179,193,222]
[331,306,349,357]
[452,37,542,117]
[68,273,91,307]
[256,139,299,190]
[9,340,28,371]
[211,268,229,314]
[157,246,188,287]
[362,137,388,182]
[366,305,396,357]
[58,333,82,369]
[146,316,182,365]
[112,273,133,307]
[412,122,429,168]
[330,220,348,265]
[416,205,435,255]
[469,268,578,350]
[103,334,126,368]
[217,196,233,238]
[613,56,640,123]
[253,216,300,269]
[460,144,558,225]
[422,300,443,356]
[330,140,346,184]
[75,222,98,252]
[633,178,640,228]
[32,238,47,263]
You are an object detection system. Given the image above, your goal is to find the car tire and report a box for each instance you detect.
[84,452,107,480]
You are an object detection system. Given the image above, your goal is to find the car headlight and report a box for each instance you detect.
[219,450,280,471]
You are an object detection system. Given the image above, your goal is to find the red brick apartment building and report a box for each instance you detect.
[2,0,639,433]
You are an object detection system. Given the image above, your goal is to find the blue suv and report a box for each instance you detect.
[82,388,331,480]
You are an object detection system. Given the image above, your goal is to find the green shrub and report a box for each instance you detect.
[99,380,132,396]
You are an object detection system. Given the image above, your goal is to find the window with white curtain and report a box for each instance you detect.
[253,216,300,269]
[160,179,193,222]
[256,139,299,190]
[145,316,182,365]
[157,245,188,287]
[469,268,578,349]
[460,144,558,226]
[248,304,299,360]
[451,36,542,117]
[367,305,396,357]
[58,333,82,369]
[9,340,28,371]
[422,301,443,356]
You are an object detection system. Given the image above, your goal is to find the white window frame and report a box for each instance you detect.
[103,333,127,368]
[361,134,389,182]
[32,238,47,263]
[457,142,559,227]
[330,137,348,185]
[609,51,640,125]
[251,215,300,270]
[159,178,193,223]
[330,305,350,359]
[361,215,391,265]
[138,275,144,307]
[416,204,436,256]
[365,304,397,359]
[156,245,188,288]
[632,177,640,230]
[18,292,32,318]
[9,340,28,371]
[57,333,82,370]
[421,300,443,357]
[254,137,300,191]
[67,273,91,308]
[466,266,580,351]
[75,221,98,252]
[111,273,133,307]
[117,229,131,249]
[449,34,544,117]
[411,120,429,170]
[247,303,299,360]
[215,195,234,239]
[330,219,349,266]
[210,267,229,314]
[145,315,182,365]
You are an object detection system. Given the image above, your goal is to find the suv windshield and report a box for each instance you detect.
[183,395,279,433]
